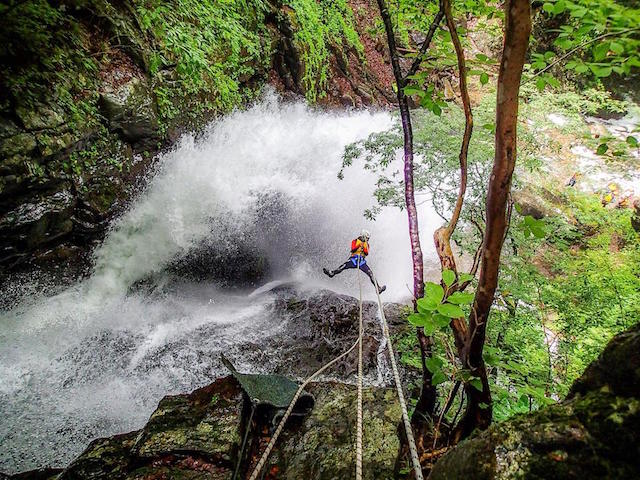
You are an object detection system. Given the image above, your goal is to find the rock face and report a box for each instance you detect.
[265,382,402,480]
[0,0,392,275]
[12,377,402,480]
[428,323,640,480]
[246,285,411,381]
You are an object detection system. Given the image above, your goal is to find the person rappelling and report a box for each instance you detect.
[323,230,386,293]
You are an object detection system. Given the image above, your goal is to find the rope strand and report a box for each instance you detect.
[372,272,424,480]
[355,256,364,480]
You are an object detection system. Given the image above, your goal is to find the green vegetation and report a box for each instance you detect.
[344,81,640,421]
[0,0,101,132]
[287,0,363,102]
[136,0,271,126]
[530,0,640,88]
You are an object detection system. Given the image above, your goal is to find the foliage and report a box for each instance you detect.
[135,0,271,125]
[341,93,540,227]
[0,0,101,131]
[344,70,640,419]
[530,0,640,88]
[287,0,363,102]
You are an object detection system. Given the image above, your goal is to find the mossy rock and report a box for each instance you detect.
[428,323,640,480]
[59,431,139,480]
[132,377,244,465]
[99,77,158,144]
[267,382,402,479]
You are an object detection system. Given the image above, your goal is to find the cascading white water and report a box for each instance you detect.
[0,93,441,473]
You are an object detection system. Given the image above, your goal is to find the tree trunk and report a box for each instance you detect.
[375,0,439,425]
[458,0,532,438]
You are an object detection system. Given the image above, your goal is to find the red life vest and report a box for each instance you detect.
[351,238,369,256]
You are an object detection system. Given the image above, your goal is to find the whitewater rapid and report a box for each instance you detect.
[0,94,441,473]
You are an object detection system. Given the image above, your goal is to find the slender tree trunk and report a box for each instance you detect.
[457,0,532,439]
[375,0,441,424]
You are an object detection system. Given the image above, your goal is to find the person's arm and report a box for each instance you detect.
[351,239,358,253]
[363,241,369,256]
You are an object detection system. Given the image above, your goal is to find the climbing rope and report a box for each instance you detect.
[371,272,424,480]
[355,256,364,480]
[247,260,367,480]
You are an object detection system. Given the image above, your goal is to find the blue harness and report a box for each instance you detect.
[350,254,366,267]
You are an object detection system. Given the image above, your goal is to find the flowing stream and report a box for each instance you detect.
[0,94,441,474]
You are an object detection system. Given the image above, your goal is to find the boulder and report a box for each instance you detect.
[511,187,561,220]
[132,378,244,464]
[255,285,411,380]
[55,376,244,480]
[265,382,402,480]
[0,189,75,263]
[428,323,640,480]
[99,77,158,144]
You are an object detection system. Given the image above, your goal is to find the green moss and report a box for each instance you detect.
[135,0,272,128]
[0,0,102,133]
[287,0,364,102]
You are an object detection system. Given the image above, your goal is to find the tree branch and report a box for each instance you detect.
[404,1,446,81]
[525,27,640,83]
[443,0,473,237]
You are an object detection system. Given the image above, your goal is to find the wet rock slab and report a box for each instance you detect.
[12,376,403,480]
[265,382,402,480]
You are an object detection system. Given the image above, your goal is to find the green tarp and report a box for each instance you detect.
[221,355,314,412]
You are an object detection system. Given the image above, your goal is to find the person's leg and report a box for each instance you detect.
[360,263,386,293]
[324,259,355,278]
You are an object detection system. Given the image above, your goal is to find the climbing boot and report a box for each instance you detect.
[323,268,335,278]
[378,285,386,294]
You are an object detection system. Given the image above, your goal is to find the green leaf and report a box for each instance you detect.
[536,77,546,92]
[432,313,451,329]
[447,292,474,305]
[626,136,638,147]
[482,123,496,133]
[425,356,444,373]
[432,103,442,116]
[458,273,474,283]
[417,297,438,312]
[432,371,447,385]
[593,66,612,78]
[593,42,609,62]
[437,303,465,318]
[596,143,609,155]
[483,350,500,366]
[404,87,425,97]
[425,282,445,304]
[480,72,489,85]
[442,269,455,287]
[610,42,624,55]
[553,0,566,15]
[542,3,554,14]
[470,378,483,392]
[408,312,432,327]
[574,63,589,74]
